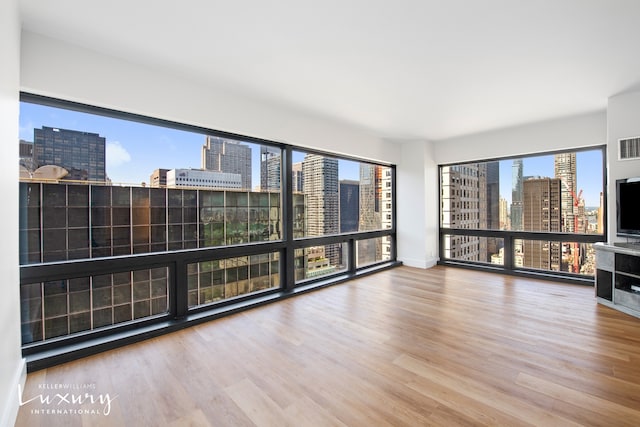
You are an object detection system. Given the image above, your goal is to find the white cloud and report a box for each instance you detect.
[106,141,131,167]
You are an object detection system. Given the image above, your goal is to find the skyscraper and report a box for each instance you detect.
[380,167,393,259]
[260,146,281,191]
[202,136,252,190]
[499,197,509,230]
[357,164,393,263]
[339,180,359,233]
[358,164,382,264]
[359,164,382,231]
[302,154,339,264]
[510,159,523,231]
[33,126,106,182]
[485,161,500,256]
[597,191,604,234]
[441,163,490,262]
[292,162,303,193]
[554,152,577,232]
[523,177,562,271]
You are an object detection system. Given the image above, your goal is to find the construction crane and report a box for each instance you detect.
[568,188,583,232]
[563,183,583,273]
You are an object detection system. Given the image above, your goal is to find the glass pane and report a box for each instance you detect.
[440,150,604,235]
[294,243,348,282]
[293,151,393,238]
[356,237,393,268]
[516,239,595,275]
[442,234,505,265]
[187,252,280,309]
[21,181,285,262]
[20,268,168,344]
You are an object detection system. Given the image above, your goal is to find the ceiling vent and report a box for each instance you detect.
[619,136,640,160]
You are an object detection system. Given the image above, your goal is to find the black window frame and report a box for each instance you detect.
[437,145,607,284]
[19,92,400,371]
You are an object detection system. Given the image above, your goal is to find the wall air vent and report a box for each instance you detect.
[619,136,640,160]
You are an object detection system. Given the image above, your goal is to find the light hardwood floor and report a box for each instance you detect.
[15,266,640,426]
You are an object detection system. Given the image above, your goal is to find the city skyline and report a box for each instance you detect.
[19,102,362,188]
[20,102,603,207]
[499,151,603,208]
[441,151,601,275]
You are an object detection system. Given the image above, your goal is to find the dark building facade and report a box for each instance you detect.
[33,126,106,182]
[339,179,359,233]
[19,182,296,344]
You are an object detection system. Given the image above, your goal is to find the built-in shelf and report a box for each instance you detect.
[595,242,640,319]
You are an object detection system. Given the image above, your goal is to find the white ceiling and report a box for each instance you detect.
[18,0,640,141]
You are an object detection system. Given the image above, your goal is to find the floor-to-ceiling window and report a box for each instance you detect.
[18,93,398,367]
[439,147,606,282]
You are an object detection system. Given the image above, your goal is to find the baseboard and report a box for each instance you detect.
[0,357,26,427]
[399,256,438,269]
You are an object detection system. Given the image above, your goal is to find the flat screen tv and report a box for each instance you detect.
[617,177,640,237]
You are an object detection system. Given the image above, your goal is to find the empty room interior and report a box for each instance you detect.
[3,1,640,426]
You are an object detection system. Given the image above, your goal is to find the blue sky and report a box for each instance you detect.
[19,102,360,187]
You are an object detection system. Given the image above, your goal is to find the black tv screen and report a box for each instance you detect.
[617,178,640,237]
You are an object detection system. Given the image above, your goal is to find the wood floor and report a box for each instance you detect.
[15,266,640,426]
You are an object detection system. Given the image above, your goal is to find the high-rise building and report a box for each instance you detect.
[510,159,523,231]
[339,180,359,233]
[523,177,562,271]
[554,152,577,232]
[358,164,382,264]
[33,126,106,182]
[202,136,252,190]
[302,154,339,265]
[358,164,394,263]
[499,197,509,230]
[260,146,281,191]
[485,161,500,257]
[359,164,382,231]
[380,167,393,259]
[597,191,604,234]
[441,163,490,262]
[292,162,303,193]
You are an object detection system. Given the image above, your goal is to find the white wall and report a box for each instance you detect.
[434,110,607,164]
[397,140,438,268]
[0,0,26,426]
[21,31,399,166]
[606,90,640,243]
